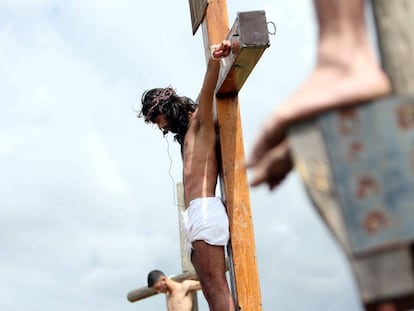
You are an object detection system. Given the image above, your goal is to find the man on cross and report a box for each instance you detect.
[147,270,201,311]
[139,40,235,311]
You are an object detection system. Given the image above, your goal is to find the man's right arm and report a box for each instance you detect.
[195,40,231,127]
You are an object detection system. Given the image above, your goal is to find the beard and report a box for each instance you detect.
[164,116,189,145]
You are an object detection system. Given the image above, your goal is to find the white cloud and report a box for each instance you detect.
[85,131,130,196]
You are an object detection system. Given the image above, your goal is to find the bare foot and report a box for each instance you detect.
[247,52,391,188]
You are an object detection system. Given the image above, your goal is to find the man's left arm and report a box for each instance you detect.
[184,280,201,294]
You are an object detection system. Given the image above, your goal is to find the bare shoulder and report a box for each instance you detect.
[185,109,214,145]
[168,281,187,298]
[182,279,201,293]
[189,108,201,130]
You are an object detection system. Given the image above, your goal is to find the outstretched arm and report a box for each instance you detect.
[195,40,232,126]
[184,280,201,294]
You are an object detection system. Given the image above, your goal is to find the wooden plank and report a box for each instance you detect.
[127,271,199,302]
[318,97,414,255]
[201,1,263,310]
[177,182,195,273]
[216,11,270,95]
[177,182,199,311]
[353,247,414,302]
[361,2,414,307]
[188,0,208,35]
[372,0,414,95]
[290,115,414,305]
[216,96,262,311]
[290,98,414,255]
[289,1,414,308]
[289,122,352,253]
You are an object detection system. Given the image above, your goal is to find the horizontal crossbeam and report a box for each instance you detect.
[216,10,270,96]
[188,0,208,35]
[127,271,199,303]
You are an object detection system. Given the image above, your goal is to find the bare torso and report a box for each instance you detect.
[166,280,199,311]
[182,108,218,208]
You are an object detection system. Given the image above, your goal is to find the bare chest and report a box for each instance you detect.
[182,131,218,206]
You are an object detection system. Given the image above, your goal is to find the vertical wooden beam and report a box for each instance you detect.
[372,0,414,95]
[177,182,195,274]
[126,185,200,307]
[290,2,414,310]
[177,182,199,311]
[216,96,262,311]
[201,1,262,310]
[363,2,414,310]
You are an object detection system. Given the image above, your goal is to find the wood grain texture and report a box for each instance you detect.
[188,0,208,35]
[202,1,263,310]
[373,0,414,95]
[289,1,414,309]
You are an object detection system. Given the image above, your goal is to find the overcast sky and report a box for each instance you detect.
[0,1,377,310]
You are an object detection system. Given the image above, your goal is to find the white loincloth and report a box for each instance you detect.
[181,197,230,260]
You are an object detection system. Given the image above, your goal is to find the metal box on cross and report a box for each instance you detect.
[216,10,270,96]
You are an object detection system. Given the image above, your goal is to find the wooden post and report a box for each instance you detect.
[363,2,414,310]
[188,1,268,310]
[128,3,268,309]
[127,182,231,307]
[177,183,195,274]
[125,184,201,308]
[177,182,199,311]
[372,0,414,95]
[289,1,414,310]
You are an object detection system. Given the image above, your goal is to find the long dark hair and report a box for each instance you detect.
[139,87,198,145]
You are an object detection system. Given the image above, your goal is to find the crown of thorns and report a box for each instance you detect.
[152,87,175,105]
[141,87,176,121]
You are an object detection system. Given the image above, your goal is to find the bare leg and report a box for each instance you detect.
[247,0,391,188]
[191,241,234,311]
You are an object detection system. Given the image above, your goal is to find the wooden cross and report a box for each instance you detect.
[288,1,414,311]
[127,183,200,310]
[127,184,231,310]
[188,1,269,310]
[127,1,269,309]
